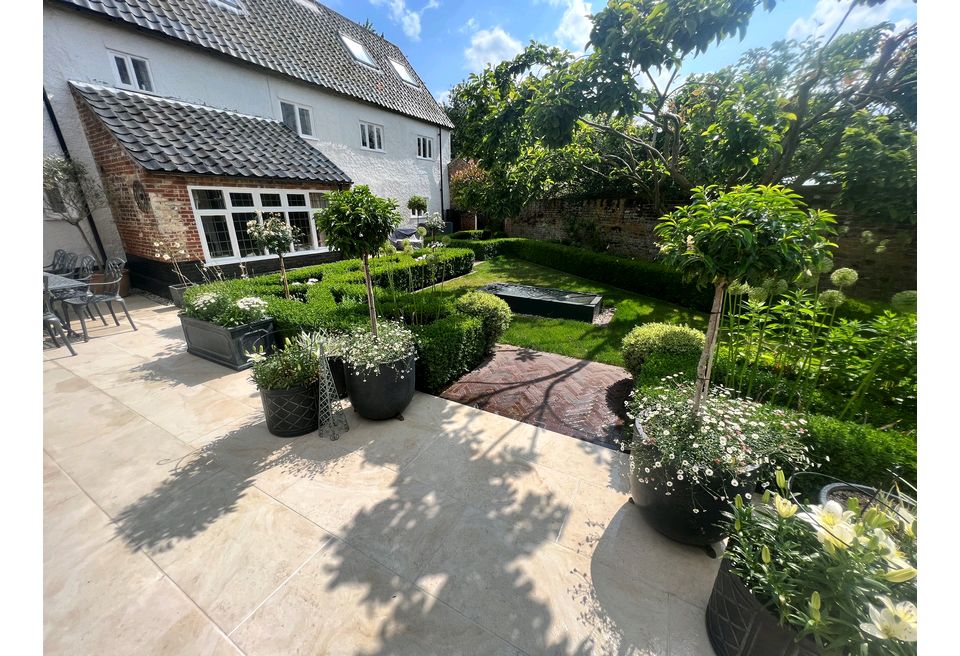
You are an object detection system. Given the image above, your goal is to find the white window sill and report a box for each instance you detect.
[205,246,334,266]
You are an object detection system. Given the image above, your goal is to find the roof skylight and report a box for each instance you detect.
[340,34,377,68]
[389,58,418,86]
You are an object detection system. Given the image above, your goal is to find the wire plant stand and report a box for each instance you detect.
[317,339,349,441]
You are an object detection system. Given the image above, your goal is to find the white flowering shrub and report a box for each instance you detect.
[182,287,269,327]
[725,472,916,652]
[627,376,813,496]
[339,321,416,381]
[423,212,445,237]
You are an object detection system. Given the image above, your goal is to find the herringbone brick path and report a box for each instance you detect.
[440,345,633,449]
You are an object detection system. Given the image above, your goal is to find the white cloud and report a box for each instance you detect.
[370,0,440,42]
[464,26,523,72]
[554,0,594,53]
[787,0,915,40]
[459,17,478,34]
[435,89,452,106]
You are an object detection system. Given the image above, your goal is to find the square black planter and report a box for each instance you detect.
[180,315,274,370]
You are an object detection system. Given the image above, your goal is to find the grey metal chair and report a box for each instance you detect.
[43,249,66,273]
[55,251,79,276]
[43,276,76,356]
[59,255,99,341]
[85,257,137,332]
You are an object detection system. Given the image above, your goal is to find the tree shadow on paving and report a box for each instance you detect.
[112,419,359,554]
[317,399,650,656]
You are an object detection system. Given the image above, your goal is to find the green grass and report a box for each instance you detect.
[429,256,707,367]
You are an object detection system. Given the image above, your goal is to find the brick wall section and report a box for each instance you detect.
[73,89,346,288]
[507,197,916,299]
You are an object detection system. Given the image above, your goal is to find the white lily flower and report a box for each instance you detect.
[859,596,917,642]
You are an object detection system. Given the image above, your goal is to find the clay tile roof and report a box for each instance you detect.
[54,0,453,128]
[71,81,352,184]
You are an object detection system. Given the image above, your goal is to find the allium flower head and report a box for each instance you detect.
[830,267,859,289]
[819,289,846,310]
[890,290,917,314]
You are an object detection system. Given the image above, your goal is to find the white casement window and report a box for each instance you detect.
[108,50,154,92]
[279,100,314,138]
[189,186,331,263]
[416,135,434,160]
[360,122,384,152]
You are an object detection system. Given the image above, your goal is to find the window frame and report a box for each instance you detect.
[188,185,332,264]
[278,99,315,138]
[359,121,385,152]
[340,33,378,69]
[416,135,434,160]
[107,49,155,92]
[388,58,418,86]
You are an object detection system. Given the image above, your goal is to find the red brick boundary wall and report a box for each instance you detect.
[507,197,916,300]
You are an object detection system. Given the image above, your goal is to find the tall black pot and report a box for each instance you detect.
[629,420,756,547]
[706,560,821,656]
[327,355,348,400]
[345,353,416,420]
[260,384,320,438]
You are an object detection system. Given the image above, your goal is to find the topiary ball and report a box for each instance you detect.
[621,322,705,378]
[455,291,512,352]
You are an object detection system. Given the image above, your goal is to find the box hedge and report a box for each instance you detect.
[414,314,486,393]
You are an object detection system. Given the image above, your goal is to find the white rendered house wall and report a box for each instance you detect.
[42,5,451,263]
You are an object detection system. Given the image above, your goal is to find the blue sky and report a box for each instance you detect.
[328,0,917,103]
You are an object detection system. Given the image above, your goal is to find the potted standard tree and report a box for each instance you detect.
[627,185,836,546]
[315,186,417,420]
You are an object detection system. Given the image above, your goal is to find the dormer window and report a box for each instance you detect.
[341,34,377,68]
[108,50,154,92]
[389,58,417,86]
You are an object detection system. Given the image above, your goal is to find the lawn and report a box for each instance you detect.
[433,256,707,367]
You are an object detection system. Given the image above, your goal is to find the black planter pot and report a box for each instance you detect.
[629,420,756,547]
[345,353,415,420]
[169,283,194,308]
[327,355,348,400]
[180,315,274,370]
[259,384,320,438]
[706,560,821,656]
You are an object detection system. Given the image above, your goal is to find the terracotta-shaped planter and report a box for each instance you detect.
[260,384,319,437]
[706,560,821,656]
[345,353,415,420]
[180,315,273,370]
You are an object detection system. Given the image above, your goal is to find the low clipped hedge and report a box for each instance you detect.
[414,314,486,393]
[449,229,491,240]
[182,248,485,392]
[627,382,916,495]
[446,237,520,261]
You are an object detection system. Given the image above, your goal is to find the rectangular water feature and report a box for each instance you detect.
[481,283,603,323]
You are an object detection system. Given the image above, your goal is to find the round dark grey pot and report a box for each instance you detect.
[706,560,821,656]
[345,353,416,420]
[629,419,756,547]
[260,384,320,438]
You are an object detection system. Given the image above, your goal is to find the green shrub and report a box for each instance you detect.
[414,314,486,393]
[799,414,916,492]
[621,322,705,378]
[498,240,714,310]
[446,238,519,260]
[250,333,324,390]
[455,291,512,351]
[449,229,492,240]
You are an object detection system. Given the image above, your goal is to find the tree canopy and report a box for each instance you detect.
[446,0,916,223]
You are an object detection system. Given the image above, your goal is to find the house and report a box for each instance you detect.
[43,0,453,294]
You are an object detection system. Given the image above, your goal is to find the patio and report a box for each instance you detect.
[44,295,719,655]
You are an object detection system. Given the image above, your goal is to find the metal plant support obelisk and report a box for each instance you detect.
[317,341,348,440]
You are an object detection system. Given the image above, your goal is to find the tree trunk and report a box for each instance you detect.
[692,282,726,417]
[362,253,378,337]
[72,221,103,268]
[278,254,290,300]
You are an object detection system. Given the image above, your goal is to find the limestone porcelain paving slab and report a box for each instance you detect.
[126,468,333,630]
[44,458,241,656]
[666,594,714,656]
[231,538,521,656]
